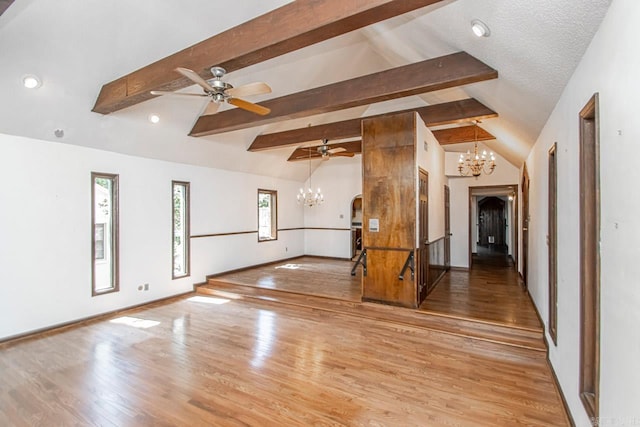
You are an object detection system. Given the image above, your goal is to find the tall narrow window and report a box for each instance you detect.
[172,181,190,279]
[258,189,277,241]
[579,93,600,420]
[92,172,119,296]
[548,143,558,345]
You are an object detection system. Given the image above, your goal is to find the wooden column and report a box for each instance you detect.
[361,111,418,308]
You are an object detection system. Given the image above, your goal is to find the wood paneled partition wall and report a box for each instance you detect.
[362,112,423,308]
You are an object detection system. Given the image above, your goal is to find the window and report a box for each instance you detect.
[579,93,600,419]
[548,143,558,345]
[258,189,277,241]
[172,181,190,279]
[92,172,119,295]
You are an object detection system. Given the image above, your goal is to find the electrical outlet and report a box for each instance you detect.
[144,283,149,291]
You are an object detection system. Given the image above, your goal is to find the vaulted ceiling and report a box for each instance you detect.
[0,0,612,181]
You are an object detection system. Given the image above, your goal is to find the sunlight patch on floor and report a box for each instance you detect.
[110,316,160,329]
[188,296,230,305]
[275,263,301,270]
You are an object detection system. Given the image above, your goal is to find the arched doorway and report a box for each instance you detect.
[478,196,506,253]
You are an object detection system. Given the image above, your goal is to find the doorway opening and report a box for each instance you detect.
[350,195,363,260]
[468,185,518,269]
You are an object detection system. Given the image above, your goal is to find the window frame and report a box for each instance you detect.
[172,181,191,279]
[91,172,119,296]
[257,189,278,242]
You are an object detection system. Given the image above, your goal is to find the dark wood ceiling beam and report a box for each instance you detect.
[92,0,445,114]
[190,52,497,136]
[0,0,15,16]
[288,141,362,162]
[432,125,495,145]
[248,98,497,152]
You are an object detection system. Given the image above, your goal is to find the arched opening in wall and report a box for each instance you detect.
[350,194,363,260]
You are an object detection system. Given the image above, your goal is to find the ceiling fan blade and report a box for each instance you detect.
[333,152,355,158]
[327,147,347,154]
[202,101,220,116]
[175,67,215,92]
[226,82,272,98]
[228,98,271,115]
[150,90,207,97]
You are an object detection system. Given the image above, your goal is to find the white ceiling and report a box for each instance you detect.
[0,0,612,181]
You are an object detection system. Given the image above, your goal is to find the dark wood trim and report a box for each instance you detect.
[172,180,191,280]
[191,227,350,238]
[92,0,445,114]
[429,236,446,245]
[521,164,530,288]
[249,98,497,151]
[432,125,494,145]
[305,227,351,231]
[191,230,257,239]
[449,266,470,272]
[91,172,120,297]
[548,143,558,345]
[0,291,194,347]
[190,52,498,136]
[301,255,353,262]
[547,359,577,427]
[579,93,600,421]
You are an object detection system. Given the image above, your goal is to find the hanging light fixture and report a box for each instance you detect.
[297,148,324,207]
[458,121,496,177]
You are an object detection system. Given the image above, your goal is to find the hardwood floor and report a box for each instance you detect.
[0,294,569,426]
[209,256,362,302]
[420,250,541,330]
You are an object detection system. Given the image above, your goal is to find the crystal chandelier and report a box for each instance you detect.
[297,149,324,207]
[458,121,496,177]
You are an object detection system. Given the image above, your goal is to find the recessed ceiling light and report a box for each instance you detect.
[22,74,42,89]
[148,114,160,124]
[471,19,490,37]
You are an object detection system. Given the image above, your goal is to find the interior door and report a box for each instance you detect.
[522,166,530,287]
[444,185,451,270]
[418,168,429,302]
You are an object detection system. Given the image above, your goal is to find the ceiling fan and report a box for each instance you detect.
[150,66,271,116]
[294,139,355,161]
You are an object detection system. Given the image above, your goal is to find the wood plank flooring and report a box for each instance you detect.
[420,252,541,330]
[0,294,569,426]
[209,256,362,302]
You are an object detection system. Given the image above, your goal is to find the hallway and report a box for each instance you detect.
[420,249,541,330]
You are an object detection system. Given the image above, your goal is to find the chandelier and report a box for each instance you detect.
[297,148,324,207]
[458,121,496,177]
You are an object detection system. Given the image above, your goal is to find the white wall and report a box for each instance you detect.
[302,156,362,258]
[416,115,447,244]
[0,133,304,340]
[525,1,640,424]
[445,151,519,268]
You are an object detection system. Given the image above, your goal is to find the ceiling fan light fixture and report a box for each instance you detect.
[22,74,42,89]
[471,19,490,37]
